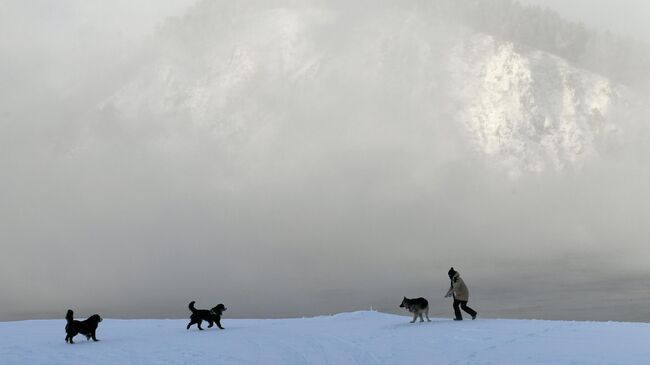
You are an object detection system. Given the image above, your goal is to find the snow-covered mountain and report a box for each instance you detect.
[100,2,636,177]
[450,34,627,176]
[2,311,649,364]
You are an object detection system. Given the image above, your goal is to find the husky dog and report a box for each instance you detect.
[186,301,227,330]
[65,309,102,343]
[400,297,431,323]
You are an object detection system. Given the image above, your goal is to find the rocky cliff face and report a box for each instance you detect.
[451,34,627,176]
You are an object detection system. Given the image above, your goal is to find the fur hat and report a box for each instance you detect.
[448,267,457,278]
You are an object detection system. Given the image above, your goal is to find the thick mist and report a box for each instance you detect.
[1,0,649,321]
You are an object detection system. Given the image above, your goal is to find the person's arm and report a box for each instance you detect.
[444,284,454,297]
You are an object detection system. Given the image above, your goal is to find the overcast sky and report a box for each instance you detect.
[1,0,649,322]
[9,0,650,42]
[521,0,650,41]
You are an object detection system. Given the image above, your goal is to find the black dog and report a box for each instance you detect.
[65,309,102,343]
[186,301,226,330]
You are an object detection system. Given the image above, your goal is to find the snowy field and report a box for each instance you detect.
[1,311,649,364]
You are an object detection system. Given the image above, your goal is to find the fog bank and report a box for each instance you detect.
[1,0,649,321]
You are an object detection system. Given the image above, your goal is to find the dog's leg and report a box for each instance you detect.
[187,321,194,330]
[208,321,214,328]
[197,320,204,330]
[425,307,431,322]
[411,312,417,323]
[91,331,98,341]
[217,318,224,330]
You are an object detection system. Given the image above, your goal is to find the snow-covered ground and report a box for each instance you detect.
[1,311,649,364]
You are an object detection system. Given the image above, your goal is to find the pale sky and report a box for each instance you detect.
[521,0,650,41]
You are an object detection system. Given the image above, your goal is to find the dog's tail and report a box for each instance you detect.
[188,301,197,313]
[66,309,74,323]
[65,309,74,332]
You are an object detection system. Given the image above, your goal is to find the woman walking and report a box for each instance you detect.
[444,267,478,320]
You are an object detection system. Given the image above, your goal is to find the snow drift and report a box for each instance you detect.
[2,311,649,365]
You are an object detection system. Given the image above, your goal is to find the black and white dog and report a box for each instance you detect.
[65,309,102,343]
[400,297,431,323]
[186,301,226,330]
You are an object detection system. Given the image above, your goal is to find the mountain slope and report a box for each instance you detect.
[100,2,637,177]
[451,33,627,175]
